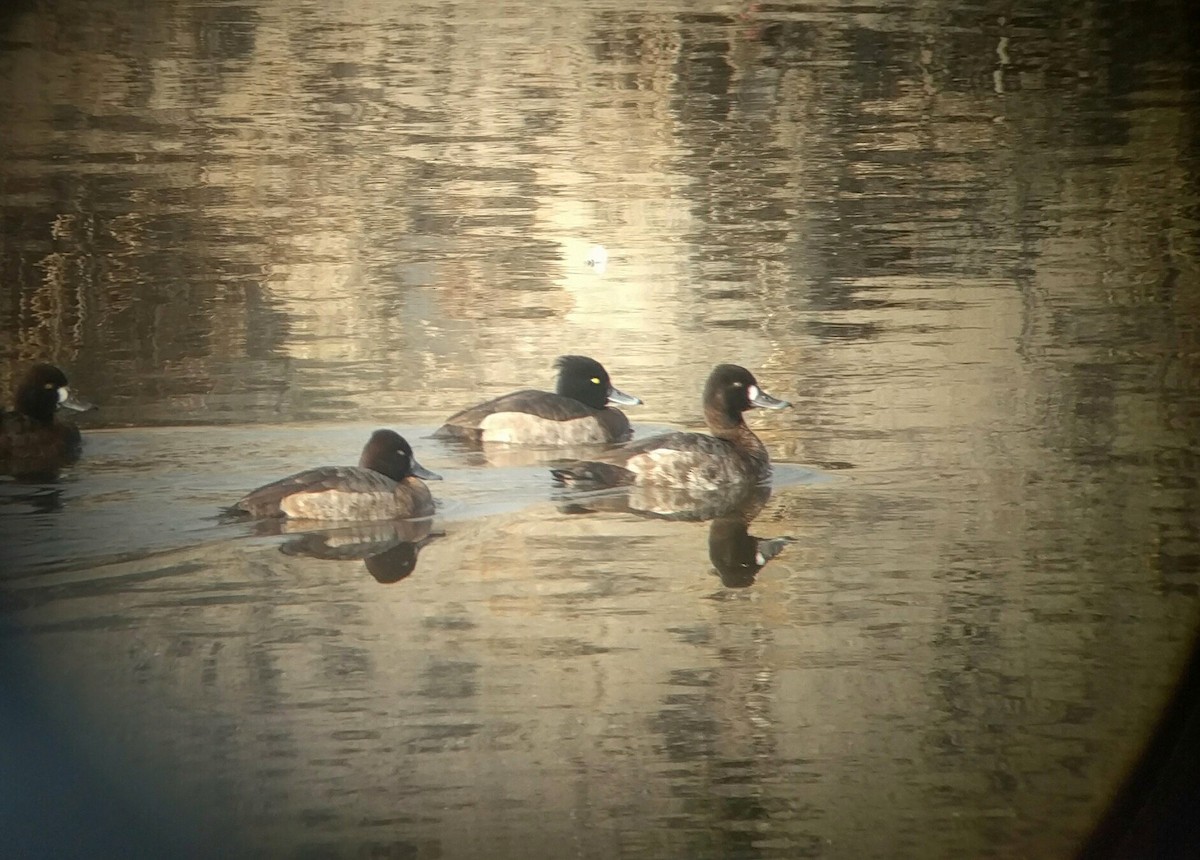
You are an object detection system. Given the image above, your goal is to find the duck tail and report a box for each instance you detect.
[550,463,632,488]
[218,503,252,522]
[550,466,585,485]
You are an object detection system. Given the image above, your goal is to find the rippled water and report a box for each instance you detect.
[2,0,1199,857]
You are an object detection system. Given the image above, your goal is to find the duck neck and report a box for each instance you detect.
[706,406,768,463]
[17,387,55,424]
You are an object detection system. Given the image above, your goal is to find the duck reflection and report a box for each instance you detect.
[258,518,439,585]
[0,485,65,514]
[707,514,791,588]
[558,483,791,587]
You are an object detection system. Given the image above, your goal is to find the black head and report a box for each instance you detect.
[554,355,641,409]
[703,364,791,427]
[359,429,442,482]
[15,364,72,424]
[554,355,612,409]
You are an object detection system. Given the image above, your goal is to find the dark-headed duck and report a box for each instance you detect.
[551,364,789,490]
[227,429,441,521]
[433,355,641,445]
[1,363,96,478]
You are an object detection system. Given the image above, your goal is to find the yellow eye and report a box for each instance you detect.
[591,377,601,385]
[44,383,55,389]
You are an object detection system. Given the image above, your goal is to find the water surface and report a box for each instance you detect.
[2,0,1199,857]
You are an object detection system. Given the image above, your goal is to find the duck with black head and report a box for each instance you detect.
[551,364,790,490]
[433,354,641,445]
[1,363,97,478]
[226,429,441,521]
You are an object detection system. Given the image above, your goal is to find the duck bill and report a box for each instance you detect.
[606,386,642,406]
[58,387,97,412]
[749,385,790,410]
[410,460,443,481]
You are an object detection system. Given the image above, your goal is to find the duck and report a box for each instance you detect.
[551,364,790,490]
[226,429,441,520]
[1,363,96,478]
[433,354,641,445]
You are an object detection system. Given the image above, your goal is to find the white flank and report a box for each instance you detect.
[479,412,607,444]
[281,490,397,521]
[627,449,732,491]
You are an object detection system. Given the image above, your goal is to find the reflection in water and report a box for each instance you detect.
[1,0,1199,856]
[0,484,65,514]
[559,481,792,586]
[706,514,790,589]
[273,518,439,584]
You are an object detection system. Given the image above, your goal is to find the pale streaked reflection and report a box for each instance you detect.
[2,0,1198,857]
